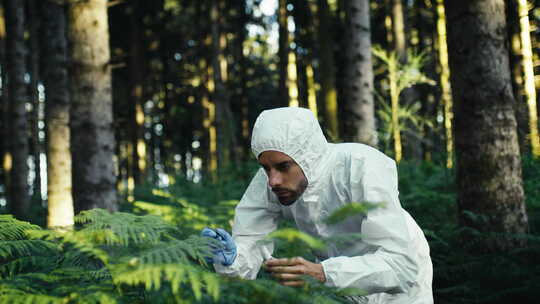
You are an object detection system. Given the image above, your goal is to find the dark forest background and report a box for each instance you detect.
[0,0,540,303]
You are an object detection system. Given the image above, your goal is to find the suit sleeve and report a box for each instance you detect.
[320,155,419,295]
[214,169,281,279]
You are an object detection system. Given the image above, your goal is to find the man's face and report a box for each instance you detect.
[258,151,308,206]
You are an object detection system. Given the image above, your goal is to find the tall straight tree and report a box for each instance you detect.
[210,0,236,169]
[292,0,317,115]
[27,0,41,201]
[436,0,454,168]
[278,0,290,107]
[517,0,540,157]
[68,0,117,213]
[343,0,377,147]
[4,0,30,219]
[231,0,250,159]
[505,0,529,153]
[445,0,528,251]
[316,0,338,137]
[128,0,147,187]
[391,0,422,159]
[0,4,7,200]
[42,0,74,228]
[391,0,407,61]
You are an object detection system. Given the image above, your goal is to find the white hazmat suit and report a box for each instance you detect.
[215,107,433,303]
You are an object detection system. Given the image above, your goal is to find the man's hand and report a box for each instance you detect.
[264,257,326,287]
[200,228,237,266]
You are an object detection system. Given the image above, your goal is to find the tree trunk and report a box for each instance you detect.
[232,0,250,160]
[4,0,30,219]
[392,0,422,160]
[436,0,454,168]
[343,0,377,147]
[391,0,407,62]
[445,0,529,252]
[305,63,318,117]
[196,1,217,178]
[316,0,338,137]
[517,0,540,157]
[129,0,147,187]
[68,0,117,213]
[41,0,73,228]
[278,0,290,107]
[415,0,438,161]
[27,0,41,201]
[505,0,529,154]
[0,4,7,202]
[211,0,232,170]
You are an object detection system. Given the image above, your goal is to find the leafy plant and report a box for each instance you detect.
[372,45,436,161]
[0,208,358,304]
[397,158,540,304]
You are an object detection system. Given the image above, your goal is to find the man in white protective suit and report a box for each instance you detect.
[201,107,433,303]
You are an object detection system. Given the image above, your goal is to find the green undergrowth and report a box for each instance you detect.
[2,157,540,303]
[398,155,540,303]
[0,208,357,304]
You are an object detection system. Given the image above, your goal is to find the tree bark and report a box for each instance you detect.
[505,0,529,154]
[129,0,147,186]
[343,0,377,147]
[278,0,290,107]
[392,0,422,160]
[232,0,250,160]
[4,0,30,219]
[27,0,41,201]
[445,0,528,252]
[0,4,7,202]
[68,0,117,213]
[211,0,231,169]
[415,0,438,161]
[391,0,407,62]
[316,0,338,138]
[435,0,454,168]
[42,0,74,228]
[517,0,540,156]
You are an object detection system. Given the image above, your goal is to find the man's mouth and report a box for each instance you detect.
[273,189,290,197]
[274,191,289,197]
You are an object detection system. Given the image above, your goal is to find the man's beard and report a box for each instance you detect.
[273,178,308,206]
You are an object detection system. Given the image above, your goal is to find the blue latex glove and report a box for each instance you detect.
[200,227,237,266]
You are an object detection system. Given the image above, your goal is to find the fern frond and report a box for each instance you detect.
[75,209,170,246]
[0,215,42,241]
[111,263,220,301]
[135,200,211,232]
[0,255,59,278]
[54,282,118,304]
[75,293,115,304]
[48,266,108,284]
[0,240,59,260]
[29,229,111,265]
[0,289,63,304]
[135,236,210,266]
[68,291,118,304]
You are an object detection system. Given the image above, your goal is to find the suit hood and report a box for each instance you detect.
[251,107,329,187]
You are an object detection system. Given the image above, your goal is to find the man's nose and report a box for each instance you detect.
[268,171,283,188]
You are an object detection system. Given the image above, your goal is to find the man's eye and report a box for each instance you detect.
[277,163,291,171]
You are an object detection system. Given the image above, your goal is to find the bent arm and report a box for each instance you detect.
[321,156,418,294]
[215,169,280,279]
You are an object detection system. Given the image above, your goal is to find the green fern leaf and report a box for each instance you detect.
[0,240,58,260]
[0,215,42,241]
[265,228,326,250]
[323,202,383,225]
